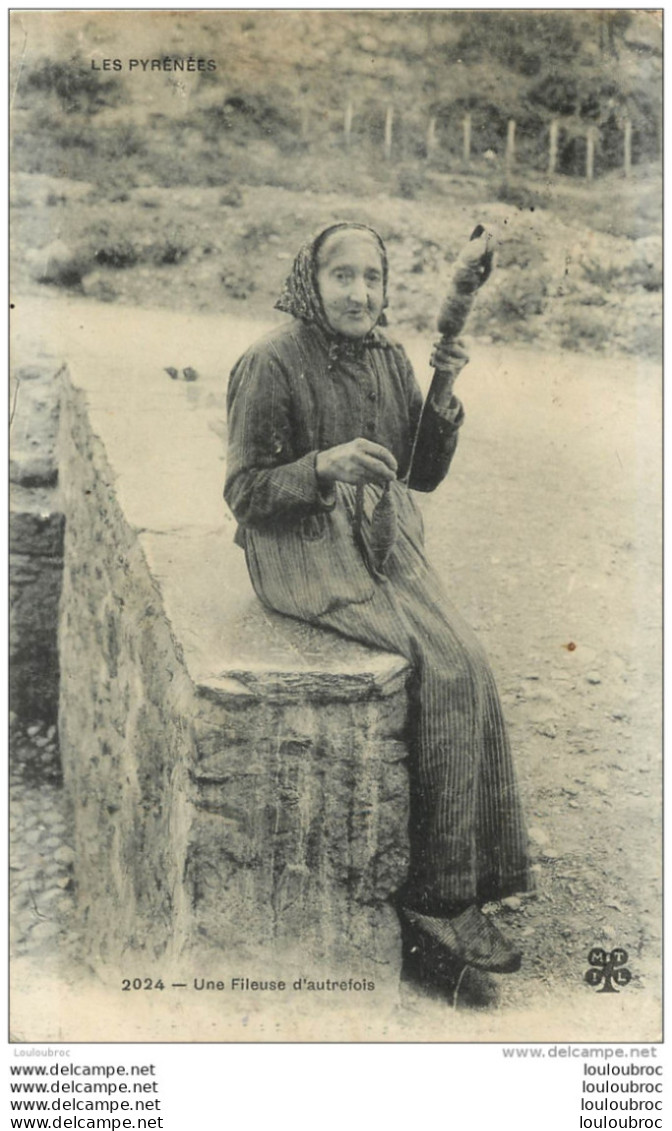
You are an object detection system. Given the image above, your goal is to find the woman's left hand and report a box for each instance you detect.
[429,338,469,411]
[430,337,470,376]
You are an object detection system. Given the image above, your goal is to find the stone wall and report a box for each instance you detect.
[10,362,64,724]
[189,683,410,973]
[58,360,411,981]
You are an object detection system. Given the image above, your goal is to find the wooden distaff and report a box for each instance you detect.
[404,223,495,485]
[436,223,494,340]
[367,225,494,575]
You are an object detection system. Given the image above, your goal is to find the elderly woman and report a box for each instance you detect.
[224,222,531,997]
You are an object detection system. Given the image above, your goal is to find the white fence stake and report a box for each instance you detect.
[548,119,559,175]
[463,113,471,163]
[426,115,437,157]
[384,104,394,160]
[586,126,596,181]
[344,101,353,147]
[505,119,516,174]
[624,118,632,177]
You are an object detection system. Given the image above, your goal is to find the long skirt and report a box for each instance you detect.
[244,483,532,911]
[312,492,532,911]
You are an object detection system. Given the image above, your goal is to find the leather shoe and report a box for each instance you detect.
[401,925,499,1008]
[402,904,522,974]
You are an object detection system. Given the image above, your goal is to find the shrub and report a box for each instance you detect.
[26,241,88,287]
[579,259,623,291]
[54,125,97,152]
[482,275,549,324]
[81,272,118,302]
[493,236,545,272]
[527,74,578,116]
[395,167,425,200]
[24,55,121,114]
[219,186,243,207]
[152,240,189,266]
[93,240,138,269]
[97,125,145,161]
[580,254,662,294]
[200,91,296,145]
[559,311,610,351]
[220,270,256,300]
[493,180,543,212]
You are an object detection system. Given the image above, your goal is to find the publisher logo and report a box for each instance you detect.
[585,947,631,993]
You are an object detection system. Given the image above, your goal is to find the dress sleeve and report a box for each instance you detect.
[224,340,335,529]
[401,351,465,493]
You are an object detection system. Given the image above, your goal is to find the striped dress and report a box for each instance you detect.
[225,317,531,912]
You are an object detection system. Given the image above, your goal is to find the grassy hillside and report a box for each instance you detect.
[10,10,662,358]
[11,10,661,186]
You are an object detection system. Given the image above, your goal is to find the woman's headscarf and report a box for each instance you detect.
[275,222,389,333]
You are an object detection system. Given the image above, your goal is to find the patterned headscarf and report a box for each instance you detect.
[275,222,389,333]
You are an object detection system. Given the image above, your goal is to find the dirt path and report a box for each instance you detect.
[10,298,661,1038]
[421,343,661,1023]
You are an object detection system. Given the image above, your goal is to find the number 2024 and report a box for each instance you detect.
[121,978,165,990]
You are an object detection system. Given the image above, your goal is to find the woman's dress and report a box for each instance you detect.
[225,317,531,911]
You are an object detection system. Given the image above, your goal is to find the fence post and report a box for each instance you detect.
[426,115,437,158]
[586,126,596,182]
[548,119,559,175]
[623,118,632,177]
[505,119,516,174]
[384,104,394,160]
[344,101,353,148]
[462,113,471,163]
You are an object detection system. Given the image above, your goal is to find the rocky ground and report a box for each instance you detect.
[9,718,77,962]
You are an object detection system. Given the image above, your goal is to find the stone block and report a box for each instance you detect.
[9,363,65,733]
[9,491,64,726]
[10,364,62,487]
[56,360,412,986]
[10,494,64,557]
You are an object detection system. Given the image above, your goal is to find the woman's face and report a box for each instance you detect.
[315,231,385,338]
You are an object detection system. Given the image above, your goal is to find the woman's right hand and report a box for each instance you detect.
[316,438,398,486]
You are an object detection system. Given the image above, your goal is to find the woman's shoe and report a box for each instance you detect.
[402,904,522,974]
[401,930,499,1008]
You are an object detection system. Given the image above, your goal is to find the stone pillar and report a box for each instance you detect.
[188,673,410,973]
[57,362,411,985]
